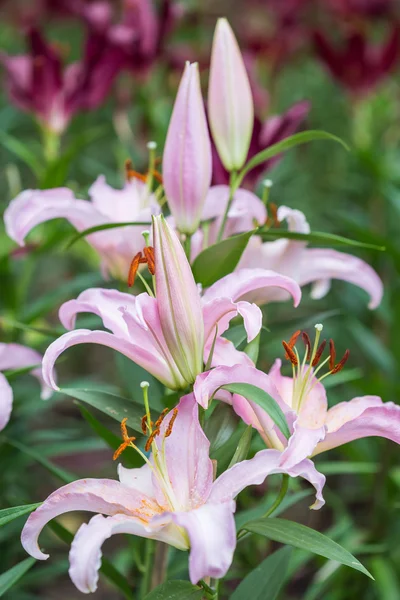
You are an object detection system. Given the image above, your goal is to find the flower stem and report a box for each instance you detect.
[150,541,169,590]
[140,538,155,597]
[183,234,192,262]
[200,579,218,599]
[216,170,237,243]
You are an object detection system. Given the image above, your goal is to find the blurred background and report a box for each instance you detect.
[1,0,400,598]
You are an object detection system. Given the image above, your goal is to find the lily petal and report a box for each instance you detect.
[4,188,106,246]
[69,513,173,594]
[0,373,13,432]
[204,336,254,369]
[155,395,213,510]
[297,248,383,309]
[21,479,149,560]
[202,268,301,307]
[202,297,262,343]
[0,342,51,400]
[314,397,400,455]
[209,449,325,509]
[42,329,177,390]
[171,501,237,584]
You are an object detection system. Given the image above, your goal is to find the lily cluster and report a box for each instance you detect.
[1,15,398,597]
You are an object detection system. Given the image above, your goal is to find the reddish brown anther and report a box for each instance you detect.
[154,408,170,430]
[113,417,136,461]
[270,202,280,228]
[125,159,147,183]
[302,332,312,362]
[145,428,160,452]
[128,252,144,287]
[329,339,336,371]
[165,408,179,438]
[141,414,148,435]
[283,330,301,360]
[312,339,327,367]
[143,246,155,275]
[331,349,350,374]
[282,341,298,366]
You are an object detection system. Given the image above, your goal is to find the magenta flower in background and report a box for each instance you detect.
[208,18,254,172]
[194,327,400,469]
[1,25,124,133]
[326,0,394,19]
[41,216,301,391]
[21,395,325,592]
[162,62,212,234]
[4,176,160,280]
[0,343,51,432]
[238,205,383,309]
[211,101,311,187]
[313,26,400,97]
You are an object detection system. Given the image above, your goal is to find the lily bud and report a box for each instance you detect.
[152,214,204,384]
[163,62,212,235]
[208,18,254,172]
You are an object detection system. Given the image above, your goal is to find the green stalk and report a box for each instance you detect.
[216,170,237,242]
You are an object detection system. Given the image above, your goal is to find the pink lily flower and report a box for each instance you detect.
[238,205,383,309]
[0,343,51,431]
[194,325,400,469]
[4,175,161,280]
[41,215,301,391]
[208,18,254,172]
[21,395,325,592]
[163,62,212,235]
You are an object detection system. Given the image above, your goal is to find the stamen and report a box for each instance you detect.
[154,408,170,430]
[282,341,298,366]
[151,170,163,184]
[141,414,148,435]
[329,339,336,371]
[128,252,144,287]
[113,418,136,460]
[269,202,280,227]
[302,332,312,362]
[165,408,179,437]
[283,330,301,359]
[331,349,350,374]
[125,159,147,183]
[311,340,327,367]
[145,428,160,452]
[143,246,155,275]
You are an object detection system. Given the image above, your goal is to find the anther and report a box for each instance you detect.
[113,418,136,460]
[125,159,147,183]
[269,202,280,227]
[145,428,160,452]
[302,332,312,362]
[312,339,327,367]
[282,341,298,366]
[329,339,336,371]
[141,414,148,435]
[143,246,155,275]
[154,408,170,430]
[128,252,144,287]
[165,408,179,437]
[331,349,350,374]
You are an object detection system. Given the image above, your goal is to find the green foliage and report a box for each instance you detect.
[230,547,292,600]
[144,581,204,599]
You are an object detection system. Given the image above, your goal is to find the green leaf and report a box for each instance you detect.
[61,387,147,433]
[192,230,255,287]
[77,403,142,467]
[0,503,42,528]
[0,557,36,596]
[230,546,292,600]
[242,518,373,579]
[220,383,290,439]
[115,354,164,411]
[5,439,74,484]
[244,332,260,364]
[258,229,385,251]
[0,131,43,177]
[144,580,203,600]
[204,403,238,454]
[235,130,349,190]
[66,221,152,249]
[49,521,133,600]
[228,425,253,468]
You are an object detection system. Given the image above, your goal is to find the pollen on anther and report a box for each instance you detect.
[312,340,327,367]
[329,339,336,371]
[165,408,179,437]
[144,246,155,275]
[331,349,350,374]
[141,414,148,435]
[145,428,160,452]
[282,341,298,366]
[128,252,143,287]
[154,408,170,430]
[302,332,312,361]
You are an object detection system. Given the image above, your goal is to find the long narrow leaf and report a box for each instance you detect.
[259,229,385,251]
[242,518,373,579]
[220,382,290,439]
[0,558,36,597]
[66,221,152,249]
[234,130,349,190]
[230,547,292,600]
[0,504,42,528]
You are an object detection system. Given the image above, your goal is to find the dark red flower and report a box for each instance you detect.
[212,100,311,187]
[1,24,124,133]
[326,0,394,19]
[314,26,400,96]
